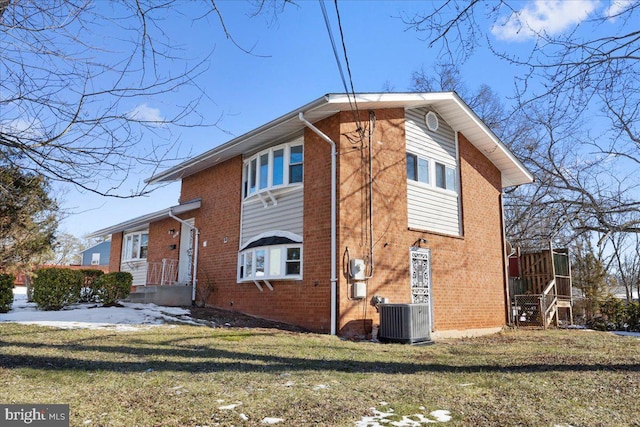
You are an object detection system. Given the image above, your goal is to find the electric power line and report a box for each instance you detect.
[318,0,364,137]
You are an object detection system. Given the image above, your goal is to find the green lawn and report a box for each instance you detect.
[1,324,638,426]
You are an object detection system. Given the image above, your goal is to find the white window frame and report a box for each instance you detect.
[237,244,303,282]
[242,141,303,200]
[407,152,457,193]
[91,253,100,265]
[122,231,149,261]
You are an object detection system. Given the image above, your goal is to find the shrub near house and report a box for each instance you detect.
[0,273,15,313]
[94,272,132,306]
[32,268,83,310]
[79,269,105,302]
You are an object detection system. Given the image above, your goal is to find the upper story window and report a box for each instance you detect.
[407,152,456,192]
[243,142,303,199]
[123,231,148,261]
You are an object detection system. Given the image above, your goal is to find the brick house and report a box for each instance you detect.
[88,93,533,338]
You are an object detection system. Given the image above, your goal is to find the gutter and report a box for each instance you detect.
[299,112,338,336]
[169,212,200,304]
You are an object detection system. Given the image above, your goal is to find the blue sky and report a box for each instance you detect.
[60,0,632,239]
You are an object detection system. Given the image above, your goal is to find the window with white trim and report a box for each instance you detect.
[406,153,456,192]
[242,142,303,199]
[122,231,148,261]
[238,244,302,281]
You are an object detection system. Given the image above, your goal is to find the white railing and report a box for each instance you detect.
[146,259,179,286]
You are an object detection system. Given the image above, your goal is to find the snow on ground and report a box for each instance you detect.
[354,405,452,426]
[0,287,195,331]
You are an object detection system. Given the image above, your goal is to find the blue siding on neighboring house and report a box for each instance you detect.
[80,241,111,266]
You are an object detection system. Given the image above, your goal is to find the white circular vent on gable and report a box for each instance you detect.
[425,111,439,132]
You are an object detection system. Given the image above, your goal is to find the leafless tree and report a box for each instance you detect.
[0,1,291,198]
[411,64,571,250]
[403,1,640,240]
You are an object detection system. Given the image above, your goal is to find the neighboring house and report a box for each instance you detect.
[88,92,533,338]
[80,240,111,267]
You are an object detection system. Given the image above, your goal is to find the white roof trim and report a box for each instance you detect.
[147,92,533,188]
[86,199,201,238]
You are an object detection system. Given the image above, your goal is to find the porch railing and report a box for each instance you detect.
[146,259,179,286]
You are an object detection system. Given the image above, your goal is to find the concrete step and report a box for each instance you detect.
[125,285,192,306]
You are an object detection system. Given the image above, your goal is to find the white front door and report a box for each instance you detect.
[178,218,195,284]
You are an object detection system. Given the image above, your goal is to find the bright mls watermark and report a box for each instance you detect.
[0,405,69,426]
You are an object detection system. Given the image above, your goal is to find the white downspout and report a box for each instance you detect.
[169,212,200,304]
[299,112,337,335]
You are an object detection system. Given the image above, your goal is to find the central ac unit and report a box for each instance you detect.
[378,303,431,345]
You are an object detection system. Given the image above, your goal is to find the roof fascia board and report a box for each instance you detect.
[446,93,534,186]
[86,199,201,238]
[146,95,331,184]
[147,91,532,187]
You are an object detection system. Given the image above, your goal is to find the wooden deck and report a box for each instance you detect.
[510,245,573,328]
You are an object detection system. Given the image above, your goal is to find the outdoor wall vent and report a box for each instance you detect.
[425,111,439,132]
[378,303,432,345]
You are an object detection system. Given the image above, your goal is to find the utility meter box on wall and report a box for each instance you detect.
[353,281,366,299]
[350,259,366,281]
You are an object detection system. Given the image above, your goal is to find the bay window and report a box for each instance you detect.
[242,142,303,199]
[238,244,302,281]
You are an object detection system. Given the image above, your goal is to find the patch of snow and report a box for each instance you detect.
[611,331,640,338]
[261,417,284,424]
[283,381,295,387]
[219,403,241,410]
[313,384,327,390]
[355,408,396,427]
[355,407,451,426]
[240,413,249,421]
[0,287,199,331]
[430,410,451,422]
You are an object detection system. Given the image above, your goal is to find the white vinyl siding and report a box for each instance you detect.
[121,260,148,286]
[405,107,461,236]
[241,188,303,247]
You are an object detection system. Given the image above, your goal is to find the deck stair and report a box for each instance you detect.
[510,243,573,329]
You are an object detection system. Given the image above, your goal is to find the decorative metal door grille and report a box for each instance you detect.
[410,248,432,304]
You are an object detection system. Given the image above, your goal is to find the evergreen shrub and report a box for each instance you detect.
[79,269,105,302]
[32,268,83,310]
[0,273,15,313]
[94,272,132,306]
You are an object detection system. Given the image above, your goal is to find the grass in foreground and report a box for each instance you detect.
[0,324,639,426]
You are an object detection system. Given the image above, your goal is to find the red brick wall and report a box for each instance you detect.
[147,217,182,265]
[169,108,506,336]
[108,232,123,273]
[175,122,339,332]
[335,109,506,336]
